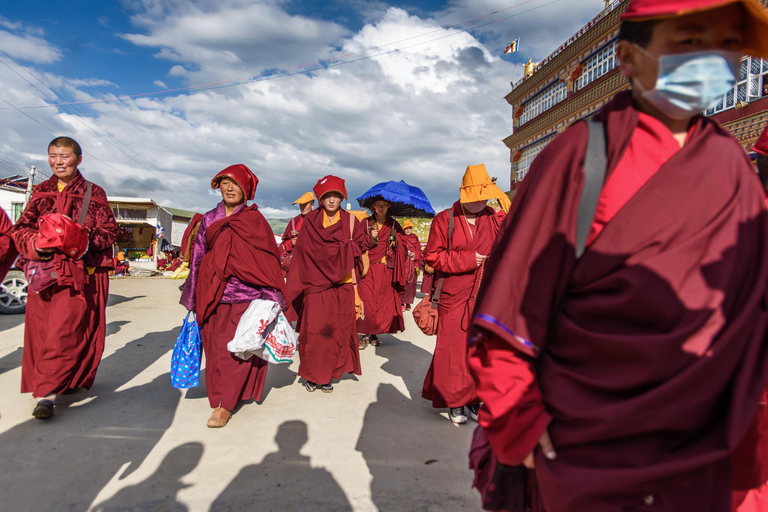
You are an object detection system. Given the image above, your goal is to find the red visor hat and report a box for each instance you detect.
[211,164,258,201]
[313,175,348,200]
[621,0,768,58]
[36,213,89,259]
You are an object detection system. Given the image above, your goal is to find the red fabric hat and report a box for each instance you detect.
[621,0,768,58]
[313,175,348,200]
[754,125,768,157]
[211,164,258,201]
[36,213,89,259]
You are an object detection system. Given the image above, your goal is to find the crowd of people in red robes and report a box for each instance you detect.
[4,0,768,509]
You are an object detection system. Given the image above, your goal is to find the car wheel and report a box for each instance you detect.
[0,270,28,315]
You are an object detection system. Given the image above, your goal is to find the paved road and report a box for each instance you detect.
[0,278,478,511]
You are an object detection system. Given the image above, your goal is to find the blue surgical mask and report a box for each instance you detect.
[633,46,741,120]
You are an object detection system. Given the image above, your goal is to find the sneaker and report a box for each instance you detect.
[32,399,54,419]
[466,403,480,422]
[449,407,467,424]
[305,381,317,392]
[321,383,334,393]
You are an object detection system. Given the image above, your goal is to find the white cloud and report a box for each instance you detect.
[154,80,168,88]
[0,0,610,218]
[0,29,61,64]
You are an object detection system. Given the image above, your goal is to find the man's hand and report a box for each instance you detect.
[34,238,54,254]
[522,429,556,469]
[370,228,379,239]
[476,253,488,267]
[424,263,435,274]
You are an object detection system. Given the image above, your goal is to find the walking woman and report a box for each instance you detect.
[400,219,422,311]
[180,164,286,428]
[421,164,505,424]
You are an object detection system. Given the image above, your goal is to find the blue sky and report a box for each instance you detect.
[0,0,606,216]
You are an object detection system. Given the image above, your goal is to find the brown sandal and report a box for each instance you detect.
[359,335,369,350]
[369,335,380,347]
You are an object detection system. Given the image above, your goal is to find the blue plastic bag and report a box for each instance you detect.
[170,311,202,389]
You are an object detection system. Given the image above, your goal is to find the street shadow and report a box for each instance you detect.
[211,420,353,511]
[0,327,182,511]
[0,346,22,376]
[107,293,146,307]
[0,312,25,333]
[375,333,434,402]
[258,362,297,403]
[356,383,477,511]
[91,442,203,512]
[105,320,130,338]
[183,368,207,400]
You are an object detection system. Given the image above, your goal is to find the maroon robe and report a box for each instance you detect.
[402,232,422,306]
[12,172,118,397]
[356,216,407,335]
[192,204,286,410]
[422,202,499,409]
[286,208,376,384]
[468,91,768,511]
[281,213,306,253]
[0,209,18,281]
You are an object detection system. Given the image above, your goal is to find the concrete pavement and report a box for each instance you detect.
[0,278,479,511]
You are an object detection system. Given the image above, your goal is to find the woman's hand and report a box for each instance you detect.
[522,429,556,469]
[475,253,488,267]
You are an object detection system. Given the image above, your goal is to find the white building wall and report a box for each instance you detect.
[0,187,27,222]
[171,220,188,247]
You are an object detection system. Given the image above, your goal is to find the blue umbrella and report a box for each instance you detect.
[357,180,436,218]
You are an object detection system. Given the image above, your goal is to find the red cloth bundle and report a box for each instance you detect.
[36,213,88,259]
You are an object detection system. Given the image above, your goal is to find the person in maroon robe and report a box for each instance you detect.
[356,199,407,349]
[731,125,768,512]
[467,2,768,510]
[281,191,315,254]
[422,164,502,424]
[12,136,118,419]
[180,164,285,428]
[400,219,422,311]
[286,175,377,393]
[0,208,18,283]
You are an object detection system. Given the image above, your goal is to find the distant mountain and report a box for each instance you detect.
[267,218,290,235]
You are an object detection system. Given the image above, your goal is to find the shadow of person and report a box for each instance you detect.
[356,384,477,511]
[375,333,433,402]
[105,320,130,338]
[211,420,353,511]
[91,442,203,512]
[107,294,147,307]
[0,346,23,376]
[0,311,25,333]
[0,327,183,511]
[258,362,297,403]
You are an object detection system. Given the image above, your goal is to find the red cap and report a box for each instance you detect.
[621,0,768,58]
[36,213,89,259]
[754,125,768,157]
[313,175,348,200]
[211,164,258,201]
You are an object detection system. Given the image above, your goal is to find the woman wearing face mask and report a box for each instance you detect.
[180,164,286,428]
[421,164,508,424]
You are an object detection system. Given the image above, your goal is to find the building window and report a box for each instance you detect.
[707,57,768,115]
[576,42,618,90]
[519,81,568,125]
[515,138,553,183]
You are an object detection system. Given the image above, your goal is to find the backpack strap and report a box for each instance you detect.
[78,182,93,225]
[431,209,454,309]
[575,119,607,259]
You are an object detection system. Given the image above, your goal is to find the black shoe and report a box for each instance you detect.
[32,399,54,419]
[305,381,317,393]
[466,403,480,422]
[449,407,467,424]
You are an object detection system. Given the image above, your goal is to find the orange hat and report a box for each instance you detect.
[313,175,348,200]
[36,213,89,259]
[211,164,258,201]
[754,125,768,157]
[460,164,512,213]
[292,191,315,205]
[402,220,414,229]
[621,0,768,58]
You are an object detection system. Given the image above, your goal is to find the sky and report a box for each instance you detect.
[0,0,607,217]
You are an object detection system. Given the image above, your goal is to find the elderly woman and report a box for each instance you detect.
[180,164,286,428]
[421,164,507,424]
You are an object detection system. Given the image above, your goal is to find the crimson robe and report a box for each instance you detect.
[0,209,18,281]
[402,232,422,306]
[190,204,286,410]
[422,202,499,409]
[281,213,306,253]
[468,91,768,511]
[12,172,118,397]
[286,208,376,384]
[356,216,407,335]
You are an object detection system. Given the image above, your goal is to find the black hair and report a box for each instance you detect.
[48,136,82,158]
[618,20,660,48]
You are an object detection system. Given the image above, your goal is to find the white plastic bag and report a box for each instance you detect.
[227,299,297,364]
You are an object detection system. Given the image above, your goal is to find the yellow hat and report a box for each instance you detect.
[402,220,414,229]
[292,191,315,205]
[460,164,512,213]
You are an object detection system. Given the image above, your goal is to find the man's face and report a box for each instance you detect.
[48,145,82,183]
[372,201,390,217]
[618,5,746,92]
[300,201,314,216]
[321,192,343,213]
[219,177,245,207]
